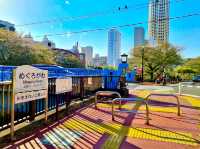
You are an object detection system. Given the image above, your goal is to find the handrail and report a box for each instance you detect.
[0,81,12,85]
[145,93,181,116]
[112,98,150,125]
[95,91,121,109]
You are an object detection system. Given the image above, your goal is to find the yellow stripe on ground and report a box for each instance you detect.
[182,96,200,108]
[97,103,179,113]
[104,123,197,148]
[181,96,200,129]
[127,127,197,146]
[131,90,150,99]
[102,102,141,149]
[139,106,180,113]
[62,118,197,148]
[97,103,135,110]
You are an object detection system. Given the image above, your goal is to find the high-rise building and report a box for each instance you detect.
[148,0,169,44]
[108,29,121,67]
[81,46,93,67]
[0,20,15,32]
[134,27,145,47]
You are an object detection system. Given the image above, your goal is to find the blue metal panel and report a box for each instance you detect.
[126,70,136,82]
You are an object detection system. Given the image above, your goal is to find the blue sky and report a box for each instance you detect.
[0,0,200,58]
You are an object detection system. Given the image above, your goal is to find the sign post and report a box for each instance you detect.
[10,65,48,140]
[11,69,16,140]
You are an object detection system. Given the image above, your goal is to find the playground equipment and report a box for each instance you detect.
[112,97,150,125]
[0,64,121,131]
[0,53,137,133]
[117,53,130,97]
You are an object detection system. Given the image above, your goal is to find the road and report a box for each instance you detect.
[128,82,200,97]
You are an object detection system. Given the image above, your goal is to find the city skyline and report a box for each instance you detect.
[0,0,200,58]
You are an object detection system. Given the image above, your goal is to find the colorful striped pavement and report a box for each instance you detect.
[4,88,200,149]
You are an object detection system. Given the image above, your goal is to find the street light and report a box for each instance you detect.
[121,53,128,63]
[119,53,129,97]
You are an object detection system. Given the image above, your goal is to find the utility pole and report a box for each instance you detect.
[141,47,144,82]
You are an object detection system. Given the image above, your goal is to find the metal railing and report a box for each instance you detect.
[111,98,150,125]
[145,93,181,116]
[95,91,121,109]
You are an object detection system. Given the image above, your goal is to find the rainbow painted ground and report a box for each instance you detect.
[5,89,200,149]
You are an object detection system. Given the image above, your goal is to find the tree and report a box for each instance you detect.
[129,43,182,81]
[0,29,55,66]
[100,65,118,70]
[174,57,200,80]
[184,57,200,73]
[57,55,84,68]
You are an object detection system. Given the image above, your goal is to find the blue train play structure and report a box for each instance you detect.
[0,64,136,89]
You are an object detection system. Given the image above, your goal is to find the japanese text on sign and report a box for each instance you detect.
[14,65,48,93]
[14,65,48,103]
[15,90,47,104]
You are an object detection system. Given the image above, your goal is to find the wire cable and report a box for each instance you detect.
[16,0,184,27]
[34,11,200,38]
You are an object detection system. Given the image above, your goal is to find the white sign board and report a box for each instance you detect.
[88,77,93,85]
[14,65,48,104]
[55,78,72,94]
[15,90,48,104]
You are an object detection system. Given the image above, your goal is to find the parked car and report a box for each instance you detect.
[193,75,200,82]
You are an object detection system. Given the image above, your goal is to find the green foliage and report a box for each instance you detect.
[0,29,55,66]
[100,65,118,70]
[57,55,84,68]
[176,66,197,74]
[174,57,200,80]
[184,57,200,73]
[129,43,182,81]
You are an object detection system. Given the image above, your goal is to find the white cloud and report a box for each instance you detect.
[65,0,70,5]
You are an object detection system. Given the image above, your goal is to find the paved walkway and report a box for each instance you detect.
[4,89,200,149]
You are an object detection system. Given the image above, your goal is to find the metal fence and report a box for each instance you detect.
[0,65,121,130]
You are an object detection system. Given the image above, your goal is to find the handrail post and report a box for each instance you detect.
[112,99,115,121]
[145,101,150,125]
[112,98,150,125]
[118,93,122,109]
[147,93,181,116]
[119,99,122,109]
[178,82,181,95]
[2,85,5,120]
[176,96,181,116]
[95,94,97,109]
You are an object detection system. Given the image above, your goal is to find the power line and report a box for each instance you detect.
[16,0,184,27]
[34,11,200,38]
